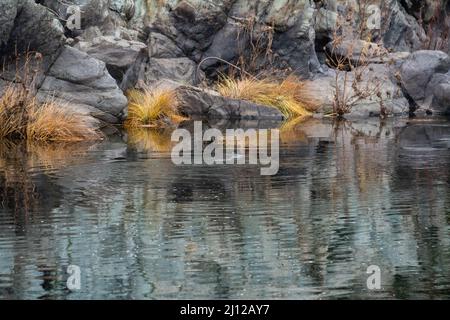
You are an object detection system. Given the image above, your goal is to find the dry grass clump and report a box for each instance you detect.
[0,85,102,142]
[125,88,186,128]
[27,100,101,142]
[216,75,321,119]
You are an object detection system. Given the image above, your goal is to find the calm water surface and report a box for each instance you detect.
[0,118,449,299]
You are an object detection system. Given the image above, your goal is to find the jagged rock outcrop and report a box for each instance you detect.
[382,0,428,52]
[146,0,323,78]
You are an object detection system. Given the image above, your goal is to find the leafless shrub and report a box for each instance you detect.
[327,14,385,117]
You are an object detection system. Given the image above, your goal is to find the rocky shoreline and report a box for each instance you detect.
[1,0,449,130]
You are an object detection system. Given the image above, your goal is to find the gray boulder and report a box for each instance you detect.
[150,0,323,77]
[311,63,409,118]
[148,32,185,59]
[75,36,147,82]
[382,0,427,52]
[39,0,115,30]
[121,31,200,88]
[400,50,450,110]
[0,0,17,47]
[0,0,66,78]
[38,46,128,124]
[431,71,450,114]
[143,58,198,86]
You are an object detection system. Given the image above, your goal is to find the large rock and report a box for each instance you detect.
[75,35,147,82]
[382,0,427,52]
[38,46,128,124]
[121,31,200,88]
[308,63,409,118]
[325,40,388,66]
[39,0,115,31]
[144,58,198,85]
[431,71,450,114]
[400,50,450,111]
[150,0,323,77]
[0,0,66,77]
[154,80,284,120]
[0,0,17,48]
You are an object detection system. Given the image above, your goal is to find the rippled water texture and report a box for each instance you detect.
[0,118,449,299]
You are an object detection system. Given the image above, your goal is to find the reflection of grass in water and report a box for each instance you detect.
[126,127,174,153]
[125,120,311,154]
[0,140,96,215]
[279,116,309,143]
[27,142,94,170]
[217,75,321,119]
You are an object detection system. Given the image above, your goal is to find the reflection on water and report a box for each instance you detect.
[0,118,449,300]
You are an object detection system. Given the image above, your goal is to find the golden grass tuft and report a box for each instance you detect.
[27,100,102,142]
[125,88,186,128]
[0,85,102,142]
[216,75,321,119]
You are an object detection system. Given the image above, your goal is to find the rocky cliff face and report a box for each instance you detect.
[0,0,449,127]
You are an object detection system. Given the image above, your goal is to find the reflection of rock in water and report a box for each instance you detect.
[397,122,450,170]
[170,176,228,203]
[170,182,194,202]
[189,260,231,298]
[398,123,450,150]
[393,121,450,188]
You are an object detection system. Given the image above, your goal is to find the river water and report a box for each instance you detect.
[0,118,449,299]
